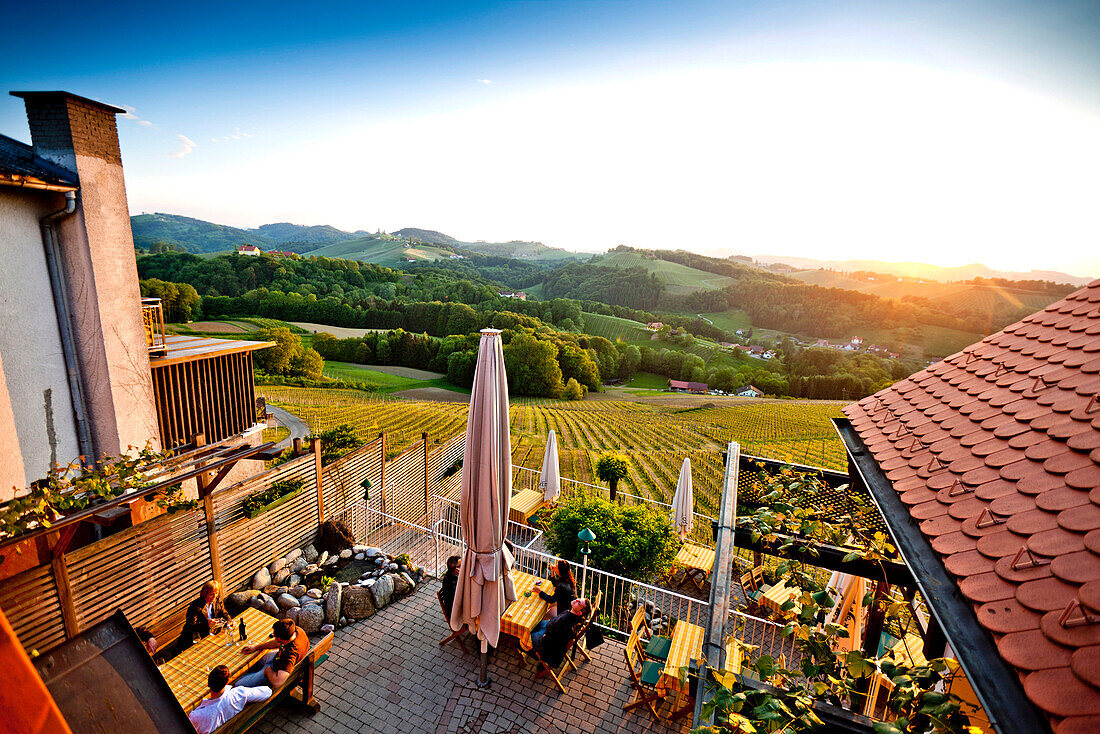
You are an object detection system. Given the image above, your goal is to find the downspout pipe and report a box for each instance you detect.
[40,190,96,466]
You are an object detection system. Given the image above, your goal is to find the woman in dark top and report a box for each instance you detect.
[181,580,231,646]
[539,559,577,616]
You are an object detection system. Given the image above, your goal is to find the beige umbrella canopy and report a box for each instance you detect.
[449,329,517,671]
[670,457,694,541]
[539,429,561,503]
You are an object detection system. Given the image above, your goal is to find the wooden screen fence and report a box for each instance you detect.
[0,430,461,656]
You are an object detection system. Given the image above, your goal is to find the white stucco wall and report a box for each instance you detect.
[0,187,81,494]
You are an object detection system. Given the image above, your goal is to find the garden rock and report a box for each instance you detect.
[400,572,416,592]
[251,567,271,590]
[363,547,383,558]
[371,574,394,608]
[284,607,300,624]
[273,568,291,585]
[306,588,322,599]
[321,624,335,634]
[318,551,329,565]
[263,584,281,596]
[342,586,376,619]
[286,548,303,563]
[288,574,301,586]
[298,604,324,634]
[289,584,307,598]
[229,590,259,608]
[290,557,309,573]
[276,586,289,596]
[277,593,300,609]
[354,553,365,561]
[302,544,318,562]
[339,549,353,559]
[324,582,342,625]
[390,573,411,597]
[269,558,288,576]
[258,594,279,616]
[323,555,339,567]
[302,564,319,575]
[386,562,398,572]
[353,545,368,554]
[339,616,347,627]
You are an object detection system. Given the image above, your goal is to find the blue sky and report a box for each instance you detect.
[2,0,1098,276]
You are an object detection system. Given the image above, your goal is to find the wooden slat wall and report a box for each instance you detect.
[427,433,465,500]
[152,352,257,449]
[386,438,427,523]
[66,509,212,634]
[0,563,65,654]
[213,454,319,592]
[321,436,383,522]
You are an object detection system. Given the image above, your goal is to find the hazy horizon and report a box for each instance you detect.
[4,0,1098,276]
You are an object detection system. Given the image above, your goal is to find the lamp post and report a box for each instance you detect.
[578,527,596,598]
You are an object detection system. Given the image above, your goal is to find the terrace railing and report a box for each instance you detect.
[140,297,167,355]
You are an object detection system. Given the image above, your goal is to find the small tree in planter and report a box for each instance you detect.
[594,453,630,502]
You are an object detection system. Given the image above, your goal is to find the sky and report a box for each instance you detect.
[2,0,1098,277]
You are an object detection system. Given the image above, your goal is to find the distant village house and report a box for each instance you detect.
[736,385,764,398]
[236,244,261,255]
[667,379,708,394]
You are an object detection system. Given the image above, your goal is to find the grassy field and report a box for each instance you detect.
[700,309,751,332]
[321,361,458,393]
[259,385,847,514]
[306,236,453,266]
[596,251,732,295]
[622,371,669,390]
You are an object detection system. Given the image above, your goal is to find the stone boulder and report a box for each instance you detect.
[288,574,301,586]
[251,567,271,590]
[342,586,376,619]
[286,548,303,563]
[363,547,383,558]
[269,557,289,576]
[290,556,309,573]
[229,590,259,609]
[318,551,329,565]
[339,548,353,560]
[288,584,307,598]
[263,584,281,597]
[298,604,324,634]
[273,568,292,586]
[399,572,416,593]
[277,593,300,610]
[302,544,319,563]
[370,574,394,608]
[391,573,412,598]
[251,593,279,616]
[306,588,322,599]
[323,582,342,626]
[323,555,339,567]
[354,553,365,561]
[284,607,300,624]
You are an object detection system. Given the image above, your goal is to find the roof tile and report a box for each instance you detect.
[998,629,1072,671]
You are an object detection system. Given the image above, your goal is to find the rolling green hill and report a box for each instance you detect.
[594,251,732,294]
[306,236,453,266]
[580,312,652,341]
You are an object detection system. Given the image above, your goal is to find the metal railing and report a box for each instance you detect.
[141,297,167,355]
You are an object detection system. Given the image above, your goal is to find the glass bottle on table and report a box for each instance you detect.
[224,621,234,647]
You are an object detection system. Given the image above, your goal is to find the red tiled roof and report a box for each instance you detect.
[844,279,1100,732]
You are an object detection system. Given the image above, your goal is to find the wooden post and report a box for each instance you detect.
[195,432,224,590]
[47,532,80,640]
[313,437,324,524]
[293,437,303,457]
[379,432,387,516]
[423,432,430,517]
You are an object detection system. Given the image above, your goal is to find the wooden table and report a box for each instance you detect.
[672,542,716,589]
[658,620,705,721]
[500,571,553,650]
[159,607,277,712]
[509,489,547,526]
[759,579,801,618]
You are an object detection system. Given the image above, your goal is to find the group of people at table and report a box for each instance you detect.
[135,580,311,733]
[440,555,591,671]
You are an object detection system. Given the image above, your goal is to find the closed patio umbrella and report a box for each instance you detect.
[449,329,517,687]
[670,457,694,541]
[823,571,865,652]
[538,429,561,503]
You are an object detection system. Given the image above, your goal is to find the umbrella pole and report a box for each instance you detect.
[478,649,490,688]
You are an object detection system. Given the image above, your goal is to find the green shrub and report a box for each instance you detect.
[542,493,679,581]
[244,478,303,516]
[308,423,365,464]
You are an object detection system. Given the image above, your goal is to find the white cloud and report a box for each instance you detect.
[168,135,197,159]
[209,128,253,143]
[137,120,154,127]
[477,78,493,85]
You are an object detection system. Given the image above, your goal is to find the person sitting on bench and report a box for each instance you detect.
[530,598,591,667]
[187,664,272,734]
[182,580,232,647]
[538,560,577,616]
[135,627,158,658]
[236,619,309,689]
[440,556,461,617]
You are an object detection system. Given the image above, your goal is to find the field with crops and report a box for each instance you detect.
[259,385,846,515]
[580,312,651,341]
[596,251,732,295]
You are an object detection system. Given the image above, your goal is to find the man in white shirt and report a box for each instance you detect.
[187,664,272,734]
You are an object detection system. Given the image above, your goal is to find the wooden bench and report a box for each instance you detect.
[148,604,192,660]
[213,631,334,733]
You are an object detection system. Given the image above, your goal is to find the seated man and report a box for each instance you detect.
[134,627,158,658]
[530,598,591,668]
[440,555,461,618]
[236,619,309,689]
[187,665,272,734]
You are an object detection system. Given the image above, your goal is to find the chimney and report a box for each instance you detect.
[10,91,160,458]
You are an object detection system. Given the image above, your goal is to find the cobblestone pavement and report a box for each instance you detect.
[257,580,691,734]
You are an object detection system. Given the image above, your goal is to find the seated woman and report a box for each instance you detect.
[539,559,577,616]
[531,598,591,668]
[181,580,231,647]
